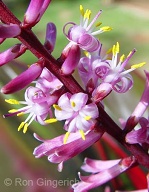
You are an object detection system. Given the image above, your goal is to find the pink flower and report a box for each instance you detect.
[1,62,44,94]
[44,22,57,53]
[22,0,52,28]
[4,86,57,133]
[72,156,136,192]
[126,117,149,145]
[54,92,99,133]
[0,23,21,38]
[63,5,112,52]
[33,129,103,172]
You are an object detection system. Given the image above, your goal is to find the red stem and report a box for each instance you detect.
[0,1,149,169]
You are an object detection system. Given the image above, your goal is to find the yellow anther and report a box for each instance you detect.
[84,51,89,57]
[23,123,28,134]
[120,54,125,62]
[53,104,62,111]
[100,26,112,32]
[112,44,116,55]
[95,22,102,27]
[131,62,146,69]
[106,47,112,54]
[17,112,24,116]
[84,116,91,121]
[5,99,20,104]
[71,101,76,108]
[115,42,119,53]
[79,130,86,140]
[18,122,25,131]
[84,9,91,20]
[8,109,18,113]
[45,118,58,124]
[80,5,84,16]
[63,132,70,144]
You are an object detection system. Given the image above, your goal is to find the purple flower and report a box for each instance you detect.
[23,0,52,28]
[33,129,103,172]
[0,23,21,38]
[53,92,99,136]
[0,44,27,67]
[78,47,108,93]
[1,62,44,94]
[35,67,63,94]
[61,44,81,75]
[44,22,57,53]
[125,71,149,129]
[126,117,149,144]
[92,42,146,102]
[72,156,136,192]
[63,5,112,52]
[4,86,57,133]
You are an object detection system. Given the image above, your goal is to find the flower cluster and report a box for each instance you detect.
[0,1,149,192]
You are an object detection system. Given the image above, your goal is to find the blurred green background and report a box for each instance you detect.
[0,0,149,191]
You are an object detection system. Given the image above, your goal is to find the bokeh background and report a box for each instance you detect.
[0,0,149,191]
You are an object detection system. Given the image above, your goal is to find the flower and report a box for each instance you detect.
[63,5,112,52]
[53,92,99,141]
[1,62,44,94]
[78,46,107,93]
[126,117,149,145]
[4,86,57,133]
[0,23,21,39]
[33,129,103,172]
[72,156,136,192]
[35,67,63,94]
[22,0,52,28]
[44,22,57,53]
[92,42,146,102]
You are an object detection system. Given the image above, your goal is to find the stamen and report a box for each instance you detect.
[18,122,25,131]
[79,130,86,140]
[80,5,84,17]
[71,101,76,108]
[45,118,57,124]
[23,123,28,133]
[131,62,146,69]
[106,47,112,54]
[100,26,112,32]
[84,116,91,120]
[115,42,119,53]
[84,51,89,57]
[84,9,91,20]
[95,22,102,27]
[9,109,18,113]
[5,99,20,104]
[17,112,24,116]
[53,104,62,111]
[63,132,70,144]
[120,54,125,62]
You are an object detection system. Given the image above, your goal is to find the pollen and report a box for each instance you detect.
[17,112,24,116]
[53,104,62,111]
[8,109,18,113]
[45,118,57,124]
[84,9,91,20]
[23,123,29,133]
[80,5,84,16]
[18,122,25,131]
[84,116,91,120]
[79,129,86,140]
[100,26,112,32]
[63,131,70,144]
[131,62,146,69]
[5,99,20,104]
[71,101,76,108]
[120,54,125,62]
[95,22,102,27]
